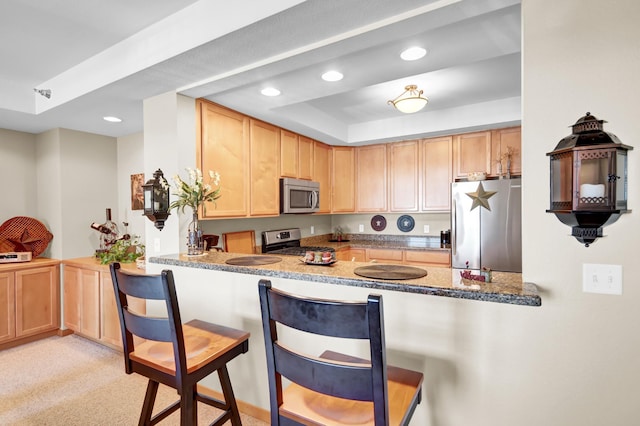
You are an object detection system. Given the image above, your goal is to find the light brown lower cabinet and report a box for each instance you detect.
[63,258,145,350]
[336,247,450,267]
[0,258,60,348]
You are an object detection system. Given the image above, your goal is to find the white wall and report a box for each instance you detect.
[0,129,37,220]
[56,129,118,258]
[517,1,640,425]
[116,132,146,240]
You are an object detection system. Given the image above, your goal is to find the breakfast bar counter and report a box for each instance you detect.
[149,251,540,307]
[144,251,540,423]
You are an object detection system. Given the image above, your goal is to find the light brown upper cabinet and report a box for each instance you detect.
[280,129,299,178]
[422,136,453,211]
[491,126,521,177]
[331,146,356,213]
[197,100,249,218]
[298,136,314,180]
[389,140,420,212]
[280,132,314,181]
[249,119,280,216]
[356,144,387,212]
[313,141,331,213]
[453,131,492,180]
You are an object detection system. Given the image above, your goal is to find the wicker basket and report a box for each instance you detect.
[0,216,53,257]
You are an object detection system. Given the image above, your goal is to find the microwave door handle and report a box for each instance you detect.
[311,191,319,208]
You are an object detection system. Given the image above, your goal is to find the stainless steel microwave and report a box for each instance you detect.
[280,178,320,214]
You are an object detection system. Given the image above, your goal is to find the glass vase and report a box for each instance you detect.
[187,212,204,255]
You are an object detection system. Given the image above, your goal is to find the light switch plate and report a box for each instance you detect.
[358,224,364,232]
[583,263,622,295]
[310,226,315,234]
[424,225,430,233]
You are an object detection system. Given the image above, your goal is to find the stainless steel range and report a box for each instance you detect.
[261,228,335,256]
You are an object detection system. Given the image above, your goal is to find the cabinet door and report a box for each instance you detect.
[79,268,100,339]
[491,126,521,177]
[100,271,122,348]
[404,250,451,267]
[389,140,420,212]
[453,131,491,179]
[198,100,249,218]
[313,141,331,213]
[298,136,314,180]
[422,136,453,211]
[250,119,280,216]
[366,249,403,264]
[331,146,356,213]
[63,266,81,331]
[15,266,59,338]
[356,144,387,212]
[280,129,299,178]
[0,272,15,343]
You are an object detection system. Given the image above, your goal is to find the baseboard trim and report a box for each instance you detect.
[197,383,270,423]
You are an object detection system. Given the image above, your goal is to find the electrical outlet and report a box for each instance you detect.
[423,225,430,233]
[583,263,622,295]
[154,238,161,252]
[310,226,315,235]
[358,224,364,232]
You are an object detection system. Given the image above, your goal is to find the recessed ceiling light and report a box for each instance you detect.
[103,116,122,123]
[261,87,281,97]
[400,47,427,61]
[322,70,343,82]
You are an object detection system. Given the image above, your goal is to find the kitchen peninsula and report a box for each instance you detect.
[149,252,540,306]
[145,251,539,423]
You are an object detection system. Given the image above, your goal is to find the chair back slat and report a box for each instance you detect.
[116,272,167,300]
[274,343,373,401]
[123,309,172,342]
[267,285,370,338]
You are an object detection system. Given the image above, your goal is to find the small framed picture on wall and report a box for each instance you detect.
[131,173,144,210]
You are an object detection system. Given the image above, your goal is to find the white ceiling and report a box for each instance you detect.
[0,0,521,145]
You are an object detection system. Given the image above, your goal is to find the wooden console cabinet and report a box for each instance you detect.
[63,258,145,350]
[0,258,60,349]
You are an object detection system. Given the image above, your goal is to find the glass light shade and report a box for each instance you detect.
[388,85,428,113]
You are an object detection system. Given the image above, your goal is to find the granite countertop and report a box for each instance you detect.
[149,251,540,307]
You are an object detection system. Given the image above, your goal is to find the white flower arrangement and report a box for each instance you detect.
[169,167,221,215]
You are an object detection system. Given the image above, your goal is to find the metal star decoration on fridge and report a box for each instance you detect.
[466,182,497,211]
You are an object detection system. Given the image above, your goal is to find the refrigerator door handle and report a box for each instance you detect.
[452,199,456,256]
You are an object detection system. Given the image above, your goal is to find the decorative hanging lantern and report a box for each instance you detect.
[142,169,170,230]
[547,112,632,246]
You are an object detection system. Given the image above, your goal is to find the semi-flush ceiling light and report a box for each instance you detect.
[322,70,343,82]
[103,116,122,122]
[261,87,281,96]
[388,85,428,113]
[400,47,427,61]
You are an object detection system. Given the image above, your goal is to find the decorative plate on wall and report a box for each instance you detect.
[397,215,415,232]
[371,215,387,231]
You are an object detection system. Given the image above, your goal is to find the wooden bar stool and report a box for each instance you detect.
[258,279,424,425]
[110,262,250,425]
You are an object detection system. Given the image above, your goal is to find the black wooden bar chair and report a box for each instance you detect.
[258,279,423,425]
[110,262,250,425]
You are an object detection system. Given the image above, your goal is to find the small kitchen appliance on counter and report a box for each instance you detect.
[262,228,335,257]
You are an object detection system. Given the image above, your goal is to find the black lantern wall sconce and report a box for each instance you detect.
[547,112,632,247]
[142,169,171,230]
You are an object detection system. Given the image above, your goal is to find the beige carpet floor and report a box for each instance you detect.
[0,335,268,425]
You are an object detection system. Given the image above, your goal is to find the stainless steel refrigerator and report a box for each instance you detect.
[451,178,522,272]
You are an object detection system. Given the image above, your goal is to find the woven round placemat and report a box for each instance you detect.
[0,216,53,257]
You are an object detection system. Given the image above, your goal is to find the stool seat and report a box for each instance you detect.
[110,263,249,426]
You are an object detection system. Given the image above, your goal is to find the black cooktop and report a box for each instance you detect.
[268,246,335,256]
